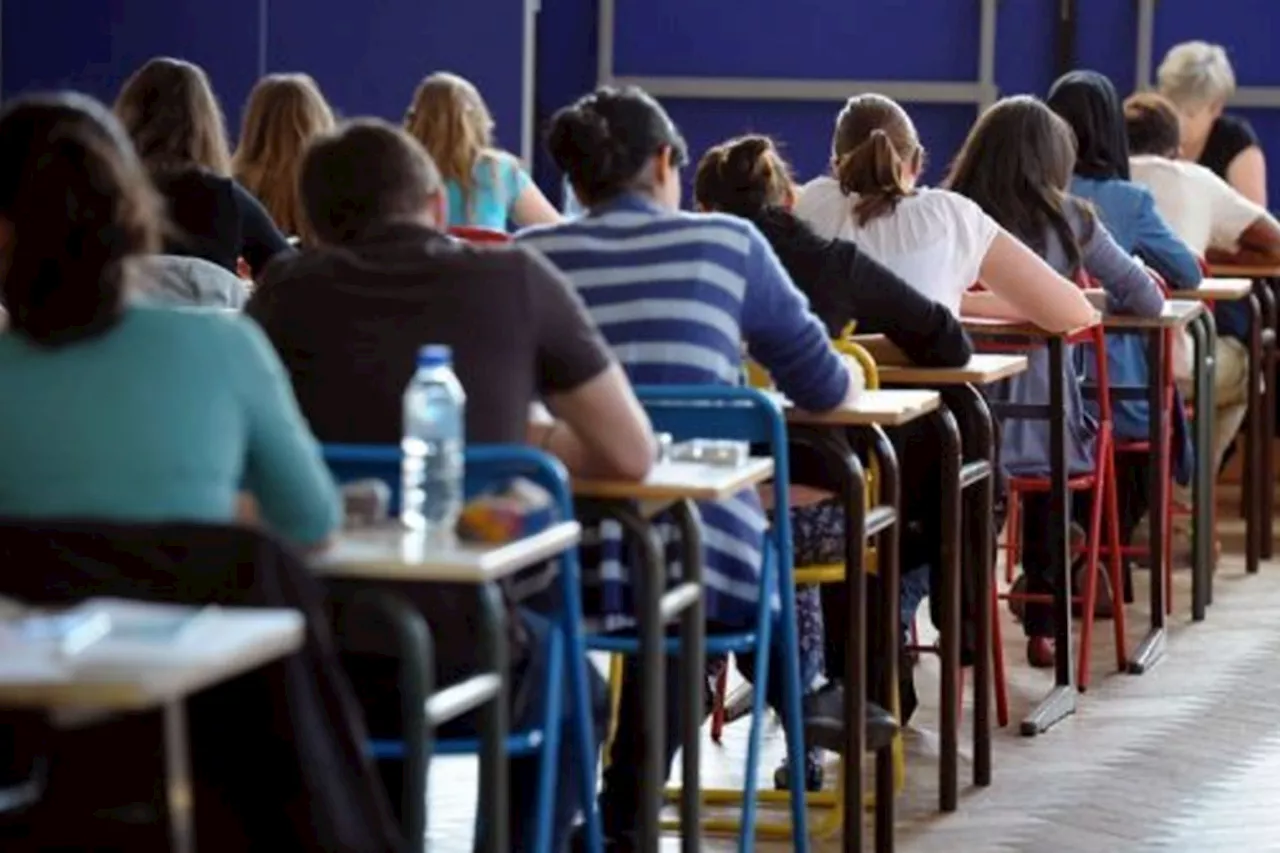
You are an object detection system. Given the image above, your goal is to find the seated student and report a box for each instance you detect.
[694,133,972,787]
[516,85,876,845]
[233,73,337,245]
[1047,70,1201,545]
[0,92,339,549]
[405,72,560,231]
[115,57,294,277]
[794,93,1099,331]
[947,96,1164,665]
[246,118,653,852]
[1158,41,1268,207]
[1125,91,1280,480]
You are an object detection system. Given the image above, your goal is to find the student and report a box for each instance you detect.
[115,57,294,276]
[246,118,652,852]
[694,133,972,787]
[948,95,1164,665]
[794,93,1099,332]
[404,72,559,231]
[517,86,875,845]
[0,92,339,549]
[1126,91,1280,479]
[1047,70,1201,544]
[233,73,337,244]
[1158,41,1268,206]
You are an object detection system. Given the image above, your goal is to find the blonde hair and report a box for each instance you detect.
[1157,41,1237,110]
[831,94,923,225]
[233,74,335,240]
[404,72,496,221]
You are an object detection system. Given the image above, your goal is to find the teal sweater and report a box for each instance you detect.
[0,303,340,544]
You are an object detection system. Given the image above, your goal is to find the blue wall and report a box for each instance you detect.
[4,0,1278,202]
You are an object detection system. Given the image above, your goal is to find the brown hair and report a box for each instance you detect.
[947,95,1089,276]
[0,93,162,346]
[1123,91,1183,158]
[404,72,496,221]
[114,57,231,176]
[831,94,923,225]
[300,118,443,245]
[693,134,793,217]
[233,74,336,241]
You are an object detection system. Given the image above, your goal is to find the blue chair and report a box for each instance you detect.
[323,443,602,853]
[590,385,810,853]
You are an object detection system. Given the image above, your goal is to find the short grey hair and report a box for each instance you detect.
[1157,41,1237,109]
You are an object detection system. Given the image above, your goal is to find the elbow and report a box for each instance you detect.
[613,442,657,482]
[935,332,975,368]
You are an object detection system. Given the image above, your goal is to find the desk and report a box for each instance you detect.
[576,458,774,853]
[962,317,1095,736]
[775,394,936,853]
[322,524,586,853]
[1207,264,1278,566]
[1096,301,1206,673]
[0,601,304,853]
[867,354,1028,809]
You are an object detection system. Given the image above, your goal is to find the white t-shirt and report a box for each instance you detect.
[794,177,1000,316]
[1129,155,1265,256]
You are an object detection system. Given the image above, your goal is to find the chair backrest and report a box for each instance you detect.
[449,226,512,245]
[323,443,573,518]
[632,384,793,555]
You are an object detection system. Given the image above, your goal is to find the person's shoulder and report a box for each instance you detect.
[1215,113,1260,147]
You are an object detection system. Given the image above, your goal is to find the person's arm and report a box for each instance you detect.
[974,231,1100,331]
[1080,218,1165,318]
[1132,188,1202,289]
[230,179,296,277]
[1226,146,1268,208]
[739,226,854,411]
[230,316,343,548]
[830,241,974,367]
[1204,171,1280,261]
[522,251,656,480]
[500,154,562,229]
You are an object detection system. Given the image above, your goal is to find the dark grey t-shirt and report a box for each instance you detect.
[246,222,612,446]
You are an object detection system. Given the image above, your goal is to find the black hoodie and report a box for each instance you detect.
[748,206,973,367]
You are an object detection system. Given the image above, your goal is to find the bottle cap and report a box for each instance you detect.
[417,345,452,368]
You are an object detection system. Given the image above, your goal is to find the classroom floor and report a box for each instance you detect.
[428,550,1280,852]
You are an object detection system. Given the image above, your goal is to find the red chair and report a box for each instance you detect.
[449,226,512,244]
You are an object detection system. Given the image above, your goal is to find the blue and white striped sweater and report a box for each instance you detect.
[518,194,847,628]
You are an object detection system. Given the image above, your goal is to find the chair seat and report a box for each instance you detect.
[1008,473,1098,491]
[588,631,760,656]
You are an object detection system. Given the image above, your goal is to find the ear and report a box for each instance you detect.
[653,146,673,187]
[426,191,449,229]
[782,182,798,210]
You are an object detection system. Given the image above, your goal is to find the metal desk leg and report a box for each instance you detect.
[1189,312,1216,621]
[951,384,994,786]
[162,700,195,853]
[1245,289,1264,574]
[477,583,510,853]
[931,406,962,812]
[864,426,900,853]
[838,442,868,853]
[1130,330,1168,674]
[1258,280,1277,559]
[607,505,668,853]
[670,499,705,853]
[1021,336,1078,735]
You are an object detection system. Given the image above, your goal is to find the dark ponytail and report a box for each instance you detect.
[693,134,792,217]
[831,94,922,225]
[546,86,688,207]
[0,94,161,347]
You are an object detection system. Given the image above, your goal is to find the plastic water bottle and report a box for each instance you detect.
[401,345,466,538]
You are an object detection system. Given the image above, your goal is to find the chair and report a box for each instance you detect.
[449,226,512,244]
[992,323,1127,696]
[322,444,601,853]
[591,385,809,852]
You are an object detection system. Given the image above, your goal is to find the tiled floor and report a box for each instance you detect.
[428,552,1280,851]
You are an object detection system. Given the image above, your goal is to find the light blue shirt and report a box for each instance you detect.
[0,302,341,544]
[445,151,531,231]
